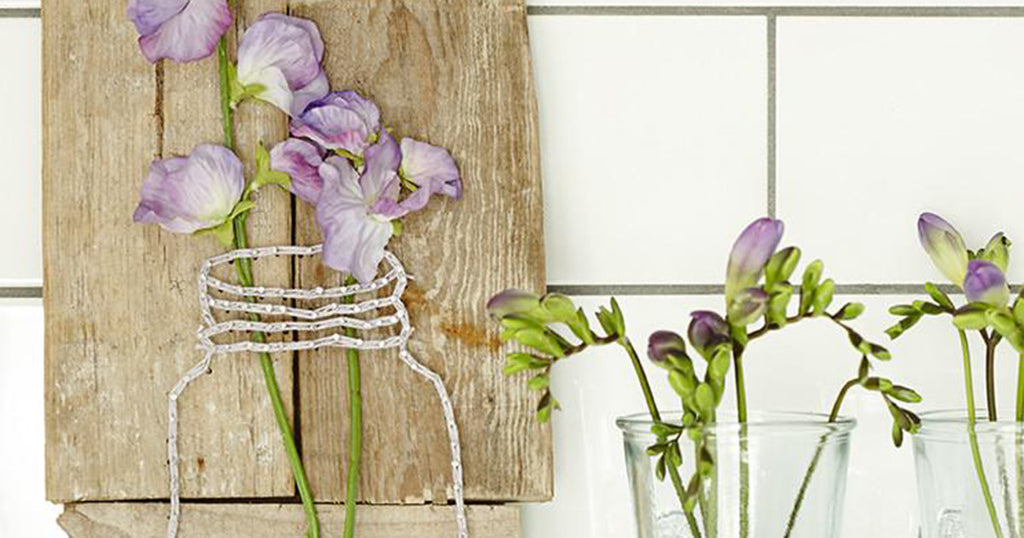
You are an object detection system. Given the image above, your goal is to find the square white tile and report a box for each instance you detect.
[0,19,41,286]
[527,1,1024,6]
[777,17,1024,285]
[0,302,65,537]
[530,16,768,285]
[0,2,38,8]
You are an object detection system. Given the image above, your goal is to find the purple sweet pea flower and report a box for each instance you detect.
[964,260,1010,307]
[133,144,245,240]
[316,132,412,283]
[291,91,381,155]
[486,289,542,319]
[397,138,462,212]
[688,310,730,358]
[236,13,329,117]
[918,212,970,286]
[128,0,232,63]
[270,138,324,204]
[727,288,769,326]
[647,330,686,365]
[725,218,785,302]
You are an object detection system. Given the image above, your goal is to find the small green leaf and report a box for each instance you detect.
[1013,296,1024,327]
[833,302,865,321]
[765,247,801,289]
[800,260,824,314]
[669,370,697,399]
[596,307,618,338]
[812,279,835,317]
[864,377,893,392]
[515,328,566,358]
[609,298,627,337]
[502,353,533,375]
[891,420,904,447]
[869,343,892,361]
[924,282,955,312]
[886,385,923,404]
[886,314,923,340]
[889,304,919,316]
[528,374,550,391]
[655,455,667,481]
[541,293,578,323]
[694,383,715,419]
[768,285,793,327]
[953,304,991,331]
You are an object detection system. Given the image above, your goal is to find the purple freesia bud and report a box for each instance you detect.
[291,91,381,155]
[397,138,462,212]
[725,218,784,302]
[964,260,1010,307]
[270,138,324,204]
[128,0,232,63]
[918,212,969,286]
[688,310,729,358]
[132,144,245,241]
[486,289,542,319]
[648,331,686,364]
[727,288,769,326]
[236,13,329,117]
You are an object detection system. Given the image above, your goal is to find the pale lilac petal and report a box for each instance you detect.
[316,158,393,283]
[237,13,327,116]
[360,130,402,204]
[133,0,232,64]
[290,91,381,153]
[725,218,784,302]
[270,138,324,204]
[291,71,330,117]
[133,144,244,234]
[400,138,462,200]
[688,310,729,357]
[647,331,686,364]
[964,260,1010,307]
[918,212,970,286]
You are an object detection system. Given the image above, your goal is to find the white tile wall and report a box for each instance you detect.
[11,5,1024,538]
[777,17,1024,284]
[0,302,63,538]
[531,16,767,285]
[0,19,41,286]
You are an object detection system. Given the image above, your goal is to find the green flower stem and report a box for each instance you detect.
[1017,352,1024,535]
[217,34,320,538]
[732,347,749,538]
[960,329,1004,538]
[343,278,362,538]
[619,338,704,538]
[1017,352,1024,422]
[986,332,999,421]
[782,378,857,538]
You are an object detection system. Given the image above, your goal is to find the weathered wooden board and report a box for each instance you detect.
[292,0,551,503]
[44,1,294,501]
[44,0,548,506]
[58,503,519,538]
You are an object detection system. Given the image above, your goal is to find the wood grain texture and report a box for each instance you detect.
[44,1,294,501]
[58,503,519,538]
[292,0,551,503]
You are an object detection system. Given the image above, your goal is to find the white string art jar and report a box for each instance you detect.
[166,244,468,538]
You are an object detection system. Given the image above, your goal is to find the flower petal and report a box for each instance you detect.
[964,259,1010,307]
[133,0,232,63]
[361,130,402,204]
[237,13,327,115]
[647,330,686,364]
[400,138,462,202]
[725,218,784,302]
[918,212,970,286]
[270,138,324,204]
[290,91,381,153]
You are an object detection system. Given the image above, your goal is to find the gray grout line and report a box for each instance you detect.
[547,283,972,296]
[766,14,777,218]
[527,5,1024,16]
[0,287,42,299]
[0,8,39,18]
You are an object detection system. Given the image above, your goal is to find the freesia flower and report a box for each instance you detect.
[688,311,729,358]
[291,91,381,155]
[132,144,248,245]
[647,330,686,364]
[316,131,413,283]
[397,138,462,212]
[128,0,232,64]
[980,232,1011,273]
[917,212,969,286]
[270,138,324,204]
[725,218,784,303]
[487,290,542,319]
[964,260,1010,307]
[236,13,329,117]
[727,288,769,326]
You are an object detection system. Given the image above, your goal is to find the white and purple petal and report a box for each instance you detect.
[724,217,784,302]
[133,144,244,234]
[400,138,462,203]
[964,260,1010,307]
[360,130,402,204]
[918,212,970,286]
[290,91,381,153]
[236,13,328,116]
[128,0,232,64]
[270,138,325,204]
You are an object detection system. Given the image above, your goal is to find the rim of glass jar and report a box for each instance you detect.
[615,410,856,440]
[914,409,1024,440]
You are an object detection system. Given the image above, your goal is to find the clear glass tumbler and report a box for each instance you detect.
[914,409,1024,538]
[616,411,855,538]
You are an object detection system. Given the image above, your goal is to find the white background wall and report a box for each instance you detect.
[7,2,1024,537]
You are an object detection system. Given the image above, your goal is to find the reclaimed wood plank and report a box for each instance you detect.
[44,0,293,501]
[58,503,519,538]
[292,0,551,503]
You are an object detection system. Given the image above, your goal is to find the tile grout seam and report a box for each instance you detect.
[766,14,777,219]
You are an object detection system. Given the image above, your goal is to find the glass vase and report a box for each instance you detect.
[914,409,1024,538]
[616,411,855,538]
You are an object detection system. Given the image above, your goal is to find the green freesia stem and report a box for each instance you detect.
[619,338,704,538]
[218,35,320,538]
[960,329,1004,538]
[1017,352,1024,422]
[732,347,749,538]
[986,332,998,421]
[343,278,362,538]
